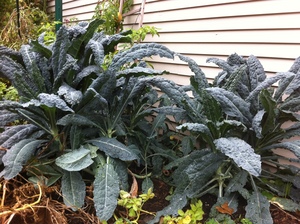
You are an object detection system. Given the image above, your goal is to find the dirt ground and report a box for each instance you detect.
[0,177,300,224]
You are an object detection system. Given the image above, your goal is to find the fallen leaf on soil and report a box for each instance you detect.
[216,202,234,215]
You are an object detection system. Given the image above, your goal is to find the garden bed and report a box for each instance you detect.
[1,20,300,224]
[1,176,300,224]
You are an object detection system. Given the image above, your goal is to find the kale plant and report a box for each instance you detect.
[2,18,300,224]
[0,19,179,221]
[150,53,300,224]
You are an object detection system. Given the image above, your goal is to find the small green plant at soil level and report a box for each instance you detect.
[162,199,204,224]
[114,188,155,223]
[0,19,193,222]
[2,16,300,224]
[148,53,300,224]
[206,217,252,224]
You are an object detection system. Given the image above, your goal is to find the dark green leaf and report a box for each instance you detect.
[289,56,300,74]
[72,65,101,86]
[207,57,233,73]
[61,171,86,211]
[93,163,119,221]
[177,53,208,88]
[68,19,104,58]
[252,110,265,138]
[207,87,252,125]
[23,93,74,112]
[214,137,261,176]
[262,141,300,158]
[245,191,272,224]
[149,193,188,224]
[0,139,46,179]
[247,55,266,91]
[270,197,300,212]
[109,43,174,73]
[142,177,153,194]
[55,146,94,171]
[31,40,52,59]
[0,124,39,148]
[116,67,168,78]
[51,26,71,78]
[246,72,294,103]
[226,170,248,193]
[89,39,105,65]
[177,123,212,138]
[88,137,139,162]
[58,83,82,106]
[223,64,247,92]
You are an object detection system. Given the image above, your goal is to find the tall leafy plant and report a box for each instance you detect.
[150,54,300,224]
[0,19,178,221]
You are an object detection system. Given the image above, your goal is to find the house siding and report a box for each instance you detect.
[45,0,300,163]
[47,0,300,84]
[124,0,300,84]
[47,0,99,22]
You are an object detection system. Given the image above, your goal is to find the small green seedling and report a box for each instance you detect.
[163,199,204,224]
[114,188,155,223]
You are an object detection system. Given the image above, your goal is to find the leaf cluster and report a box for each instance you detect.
[93,0,133,35]
[0,19,179,221]
[116,188,155,223]
[162,199,204,224]
[150,54,300,224]
[0,78,18,101]
[2,18,300,223]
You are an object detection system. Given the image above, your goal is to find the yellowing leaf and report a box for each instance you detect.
[182,215,191,224]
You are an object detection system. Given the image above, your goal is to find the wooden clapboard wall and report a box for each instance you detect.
[47,0,300,85]
[124,0,300,85]
[47,0,99,22]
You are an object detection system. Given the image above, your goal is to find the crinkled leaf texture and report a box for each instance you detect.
[61,171,86,211]
[177,123,211,134]
[0,124,40,149]
[214,137,261,176]
[151,150,226,224]
[252,110,265,138]
[206,87,252,125]
[23,93,74,112]
[88,137,140,162]
[116,67,168,78]
[0,139,46,179]
[247,54,266,91]
[55,146,94,171]
[245,191,273,224]
[108,43,174,73]
[58,83,83,106]
[94,163,119,221]
[57,114,99,127]
[177,53,209,89]
[262,141,300,158]
[0,109,20,127]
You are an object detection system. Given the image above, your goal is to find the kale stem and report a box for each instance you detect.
[218,180,223,198]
